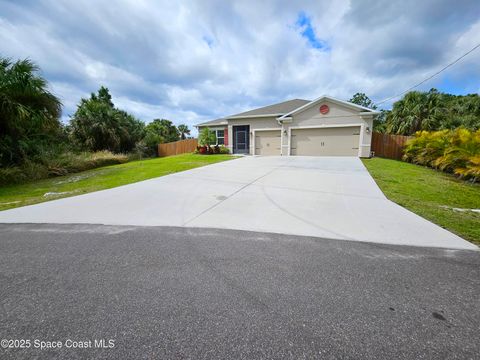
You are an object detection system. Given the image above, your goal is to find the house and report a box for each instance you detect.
[195,95,379,157]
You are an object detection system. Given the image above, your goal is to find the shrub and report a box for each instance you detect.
[195,145,229,155]
[403,128,480,182]
[455,155,480,181]
[403,130,450,166]
[0,151,130,186]
[218,146,230,154]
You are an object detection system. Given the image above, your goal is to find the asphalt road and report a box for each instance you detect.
[0,224,478,359]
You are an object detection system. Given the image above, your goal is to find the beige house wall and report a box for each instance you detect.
[227,117,281,155]
[282,100,374,157]
[198,100,374,157]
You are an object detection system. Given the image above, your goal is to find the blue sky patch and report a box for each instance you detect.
[295,11,329,50]
[202,35,214,48]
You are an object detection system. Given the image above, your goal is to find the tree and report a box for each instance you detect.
[349,92,389,132]
[69,87,144,153]
[140,119,179,156]
[177,124,191,140]
[145,119,179,143]
[93,86,114,107]
[386,89,443,135]
[198,127,216,146]
[0,57,62,165]
[349,92,377,109]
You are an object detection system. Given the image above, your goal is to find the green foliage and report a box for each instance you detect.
[349,92,377,109]
[142,119,179,156]
[387,89,480,135]
[0,150,129,186]
[178,124,191,140]
[373,109,389,132]
[403,128,480,182]
[195,145,229,155]
[198,127,216,146]
[0,57,190,185]
[69,87,145,153]
[145,119,179,143]
[0,57,62,166]
[349,92,389,133]
[218,145,230,154]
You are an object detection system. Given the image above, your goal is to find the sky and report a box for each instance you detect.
[1,0,479,134]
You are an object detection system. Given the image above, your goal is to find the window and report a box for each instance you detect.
[216,130,225,145]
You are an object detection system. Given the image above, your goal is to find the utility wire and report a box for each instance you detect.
[375,41,480,105]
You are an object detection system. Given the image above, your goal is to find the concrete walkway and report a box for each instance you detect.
[0,156,476,250]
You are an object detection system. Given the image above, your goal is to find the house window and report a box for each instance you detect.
[216,130,225,145]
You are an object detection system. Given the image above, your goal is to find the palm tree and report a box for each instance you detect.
[177,124,191,140]
[0,57,62,164]
[386,90,443,135]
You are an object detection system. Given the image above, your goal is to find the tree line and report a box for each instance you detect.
[349,90,480,135]
[0,57,191,168]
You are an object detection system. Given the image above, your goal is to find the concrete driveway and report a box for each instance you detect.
[0,156,476,250]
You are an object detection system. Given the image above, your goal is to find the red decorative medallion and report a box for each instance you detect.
[319,104,329,115]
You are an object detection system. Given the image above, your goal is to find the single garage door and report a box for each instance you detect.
[255,130,281,155]
[291,126,360,156]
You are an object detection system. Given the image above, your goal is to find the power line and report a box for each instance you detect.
[375,41,480,105]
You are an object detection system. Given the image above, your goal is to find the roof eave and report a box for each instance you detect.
[226,113,284,119]
[195,121,228,128]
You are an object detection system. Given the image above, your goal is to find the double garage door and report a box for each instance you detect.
[291,126,360,156]
[255,126,360,156]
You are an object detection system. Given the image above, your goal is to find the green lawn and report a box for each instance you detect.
[0,154,235,211]
[362,157,480,245]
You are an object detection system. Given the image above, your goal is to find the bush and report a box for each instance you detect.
[403,128,480,182]
[218,145,230,154]
[0,151,130,186]
[130,140,152,160]
[403,130,450,166]
[195,145,229,155]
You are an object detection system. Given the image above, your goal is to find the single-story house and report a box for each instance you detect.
[195,95,379,157]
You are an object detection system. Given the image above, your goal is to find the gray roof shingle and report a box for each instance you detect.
[195,118,227,127]
[196,98,310,127]
[229,99,310,117]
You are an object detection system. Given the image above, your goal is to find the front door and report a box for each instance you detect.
[233,125,250,154]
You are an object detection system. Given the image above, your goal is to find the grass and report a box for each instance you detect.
[0,154,235,211]
[0,150,131,186]
[362,157,480,245]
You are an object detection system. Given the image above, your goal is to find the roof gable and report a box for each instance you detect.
[278,95,379,119]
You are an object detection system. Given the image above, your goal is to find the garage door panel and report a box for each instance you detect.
[291,127,360,156]
[255,130,281,155]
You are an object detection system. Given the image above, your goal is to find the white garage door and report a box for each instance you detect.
[291,127,360,156]
[255,130,281,155]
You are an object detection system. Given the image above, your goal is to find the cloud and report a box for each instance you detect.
[1,0,479,134]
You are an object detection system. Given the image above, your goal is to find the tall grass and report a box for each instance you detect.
[403,128,480,182]
[0,151,130,186]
